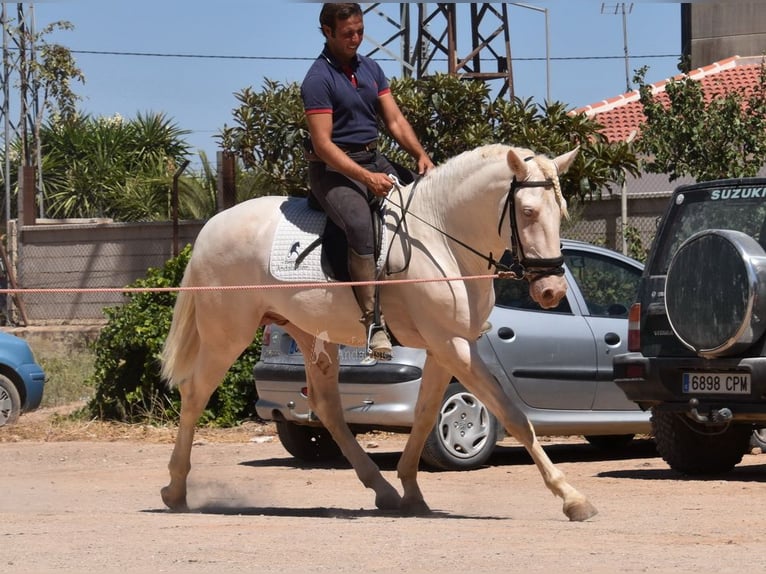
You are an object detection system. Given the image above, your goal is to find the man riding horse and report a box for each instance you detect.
[301,3,435,360]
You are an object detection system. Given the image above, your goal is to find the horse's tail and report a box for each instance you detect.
[161,266,200,388]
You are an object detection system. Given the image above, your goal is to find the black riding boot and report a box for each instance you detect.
[348,249,393,360]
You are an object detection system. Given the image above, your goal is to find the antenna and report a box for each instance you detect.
[601,2,634,93]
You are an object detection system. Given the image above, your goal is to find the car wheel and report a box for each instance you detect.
[651,409,751,475]
[0,375,21,427]
[750,428,766,450]
[584,434,635,450]
[421,383,498,471]
[275,421,344,461]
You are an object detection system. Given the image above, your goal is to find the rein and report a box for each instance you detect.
[385,173,565,281]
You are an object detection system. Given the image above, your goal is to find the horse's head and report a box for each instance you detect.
[506,147,578,309]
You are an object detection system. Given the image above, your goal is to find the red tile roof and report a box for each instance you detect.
[573,56,766,142]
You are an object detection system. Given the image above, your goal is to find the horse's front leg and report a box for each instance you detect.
[445,338,598,522]
[396,352,451,515]
[287,327,401,511]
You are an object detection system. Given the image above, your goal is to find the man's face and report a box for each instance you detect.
[324,14,364,62]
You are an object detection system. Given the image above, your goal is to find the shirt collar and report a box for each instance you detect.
[321,45,359,71]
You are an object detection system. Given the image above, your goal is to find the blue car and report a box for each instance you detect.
[0,331,46,426]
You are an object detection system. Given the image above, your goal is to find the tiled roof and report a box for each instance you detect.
[573,55,766,142]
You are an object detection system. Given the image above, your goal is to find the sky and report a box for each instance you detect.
[12,1,684,170]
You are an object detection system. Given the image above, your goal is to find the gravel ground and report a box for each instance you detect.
[2,405,765,574]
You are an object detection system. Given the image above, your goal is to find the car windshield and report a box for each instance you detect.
[652,183,766,274]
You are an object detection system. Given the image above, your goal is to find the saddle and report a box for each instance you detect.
[302,157,415,282]
[309,198,386,282]
[269,197,386,283]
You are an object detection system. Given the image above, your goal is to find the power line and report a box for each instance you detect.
[63,48,679,63]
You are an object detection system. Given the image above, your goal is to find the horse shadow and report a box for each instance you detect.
[597,460,766,482]
[239,437,660,474]
[157,505,510,520]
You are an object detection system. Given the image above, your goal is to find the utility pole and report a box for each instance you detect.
[363,3,515,99]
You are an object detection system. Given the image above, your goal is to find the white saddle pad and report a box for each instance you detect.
[269,197,386,283]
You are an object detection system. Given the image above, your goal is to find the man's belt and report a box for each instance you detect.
[337,141,377,153]
[304,141,377,162]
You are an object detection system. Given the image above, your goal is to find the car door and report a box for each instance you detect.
[486,264,598,410]
[563,249,644,410]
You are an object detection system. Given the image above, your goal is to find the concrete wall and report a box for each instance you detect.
[9,220,204,325]
[683,4,766,69]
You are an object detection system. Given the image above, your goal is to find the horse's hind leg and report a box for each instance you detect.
[284,326,402,510]
[161,342,249,511]
[396,352,452,515]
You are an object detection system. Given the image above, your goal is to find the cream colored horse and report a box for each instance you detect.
[160,143,598,521]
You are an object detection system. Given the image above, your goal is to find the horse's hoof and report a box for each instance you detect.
[564,499,598,522]
[375,487,402,511]
[400,498,432,517]
[161,485,189,512]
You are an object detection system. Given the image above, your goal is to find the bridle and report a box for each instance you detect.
[498,175,566,281]
[385,170,566,282]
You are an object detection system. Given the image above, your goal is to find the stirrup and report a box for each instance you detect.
[365,323,393,362]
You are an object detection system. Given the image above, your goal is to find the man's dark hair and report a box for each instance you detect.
[319,3,363,36]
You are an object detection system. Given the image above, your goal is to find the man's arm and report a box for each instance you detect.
[377,92,434,175]
[306,112,397,197]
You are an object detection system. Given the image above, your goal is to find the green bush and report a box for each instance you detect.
[86,245,261,426]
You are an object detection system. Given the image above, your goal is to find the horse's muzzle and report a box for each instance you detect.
[528,268,567,309]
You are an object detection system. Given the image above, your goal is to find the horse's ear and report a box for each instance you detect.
[506,148,529,179]
[553,147,579,175]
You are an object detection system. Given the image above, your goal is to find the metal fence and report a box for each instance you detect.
[564,171,687,260]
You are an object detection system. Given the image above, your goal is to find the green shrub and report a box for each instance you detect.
[86,245,261,426]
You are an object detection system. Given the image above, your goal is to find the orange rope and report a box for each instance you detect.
[0,273,504,295]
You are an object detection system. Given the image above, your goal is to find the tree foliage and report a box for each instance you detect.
[218,80,309,197]
[32,22,86,123]
[219,73,640,203]
[39,112,191,220]
[87,245,261,426]
[635,64,766,181]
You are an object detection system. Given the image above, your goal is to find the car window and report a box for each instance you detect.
[564,251,641,318]
[493,277,572,314]
[652,188,766,274]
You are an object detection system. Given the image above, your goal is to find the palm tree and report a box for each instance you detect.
[40,112,191,221]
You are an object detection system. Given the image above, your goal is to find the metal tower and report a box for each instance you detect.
[362,3,514,99]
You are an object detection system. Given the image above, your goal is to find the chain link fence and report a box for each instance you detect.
[5,219,203,326]
[564,172,689,261]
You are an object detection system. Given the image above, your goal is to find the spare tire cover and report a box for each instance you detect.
[665,229,766,357]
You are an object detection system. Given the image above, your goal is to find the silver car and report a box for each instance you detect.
[254,239,649,470]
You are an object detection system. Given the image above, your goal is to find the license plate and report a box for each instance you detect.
[682,372,751,394]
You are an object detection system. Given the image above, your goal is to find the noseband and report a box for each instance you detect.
[497,175,565,281]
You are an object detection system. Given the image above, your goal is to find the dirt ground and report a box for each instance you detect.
[2,405,766,574]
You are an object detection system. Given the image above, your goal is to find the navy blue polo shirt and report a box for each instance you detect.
[301,45,390,146]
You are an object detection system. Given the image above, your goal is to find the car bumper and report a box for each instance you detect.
[19,363,46,412]
[614,352,766,420]
[254,361,422,429]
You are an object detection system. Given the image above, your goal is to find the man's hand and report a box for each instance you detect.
[417,155,435,175]
[365,171,398,197]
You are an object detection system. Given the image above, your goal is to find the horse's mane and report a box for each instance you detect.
[424,144,568,217]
